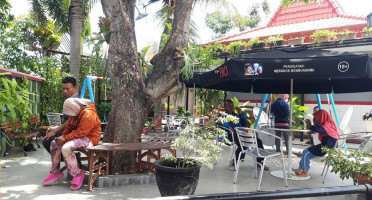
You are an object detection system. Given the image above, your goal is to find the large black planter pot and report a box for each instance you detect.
[154,159,201,197]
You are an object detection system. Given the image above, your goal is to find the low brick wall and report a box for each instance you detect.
[67,172,156,188]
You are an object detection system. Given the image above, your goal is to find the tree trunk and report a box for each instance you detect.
[101,0,193,174]
[69,0,83,87]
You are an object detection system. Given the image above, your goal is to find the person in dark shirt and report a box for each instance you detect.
[223,100,269,170]
[292,110,340,177]
[270,94,290,153]
[43,77,79,154]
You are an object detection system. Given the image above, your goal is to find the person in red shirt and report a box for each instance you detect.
[42,98,101,190]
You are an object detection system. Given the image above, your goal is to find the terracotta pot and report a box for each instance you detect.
[317,36,330,42]
[347,32,357,39]
[356,174,372,183]
[287,38,304,45]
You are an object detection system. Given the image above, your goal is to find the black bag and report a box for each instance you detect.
[23,143,36,152]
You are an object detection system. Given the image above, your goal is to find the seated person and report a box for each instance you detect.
[223,100,269,170]
[305,106,320,145]
[292,110,340,177]
[42,98,102,190]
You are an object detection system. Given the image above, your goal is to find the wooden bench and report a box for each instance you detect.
[1,118,41,157]
[59,136,175,191]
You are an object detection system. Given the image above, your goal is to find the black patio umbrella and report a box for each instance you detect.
[199,47,372,94]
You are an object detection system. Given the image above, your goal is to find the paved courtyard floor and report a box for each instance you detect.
[0,139,360,200]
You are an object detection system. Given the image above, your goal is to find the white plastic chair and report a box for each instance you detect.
[233,127,288,191]
[253,107,275,147]
[217,126,237,168]
[46,112,63,126]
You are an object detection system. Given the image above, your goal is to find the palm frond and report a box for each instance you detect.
[43,0,69,32]
[29,0,48,26]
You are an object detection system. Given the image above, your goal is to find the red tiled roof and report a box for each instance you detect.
[0,67,44,82]
[205,0,367,45]
[268,0,343,27]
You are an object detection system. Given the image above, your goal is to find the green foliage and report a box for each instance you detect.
[290,95,309,129]
[38,57,72,117]
[0,0,14,29]
[0,75,34,128]
[164,110,239,169]
[205,11,233,36]
[247,37,262,46]
[281,0,318,7]
[176,106,190,117]
[139,46,153,77]
[196,89,225,116]
[310,29,337,43]
[0,17,40,73]
[144,120,154,128]
[266,35,284,43]
[159,23,172,52]
[323,147,372,184]
[224,41,248,58]
[362,27,372,37]
[232,13,259,32]
[27,18,62,51]
[162,102,174,111]
[29,0,94,34]
[181,42,223,80]
[96,102,111,122]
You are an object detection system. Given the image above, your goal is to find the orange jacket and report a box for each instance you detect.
[62,103,101,145]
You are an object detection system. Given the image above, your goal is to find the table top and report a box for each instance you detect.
[86,142,172,151]
[268,128,311,133]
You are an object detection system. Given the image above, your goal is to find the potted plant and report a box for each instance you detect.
[310,29,337,43]
[337,29,357,40]
[361,27,372,38]
[176,106,191,117]
[323,147,372,186]
[287,37,305,46]
[224,41,248,57]
[266,35,285,47]
[154,110,239,196]
[144,120,154,134]
[248,37,266,49]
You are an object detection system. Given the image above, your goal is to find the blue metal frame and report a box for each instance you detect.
[253,94,269,129]
[80,77,95,103]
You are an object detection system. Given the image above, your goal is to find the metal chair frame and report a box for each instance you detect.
[233,127,288,191]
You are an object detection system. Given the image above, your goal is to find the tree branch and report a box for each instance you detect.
[145,0,193,100]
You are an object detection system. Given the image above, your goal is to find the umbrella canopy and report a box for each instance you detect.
[181,72,203,88]
[199,47,372,94]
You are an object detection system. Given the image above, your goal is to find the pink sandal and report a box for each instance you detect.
[42,172,64,185]
[70,169,85,191]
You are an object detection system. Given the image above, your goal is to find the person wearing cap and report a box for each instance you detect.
[42,98,101,190]
[270,94,290,153]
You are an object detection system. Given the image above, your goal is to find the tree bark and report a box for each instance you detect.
[69,0,83,87]
[101,0,193,174]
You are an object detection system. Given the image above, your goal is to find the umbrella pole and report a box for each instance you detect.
[328,93,347,150]
[316,94,322,110]
[288,79,293,176]
[253,94,269,129]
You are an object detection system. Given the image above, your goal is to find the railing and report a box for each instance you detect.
[156,184,372,200]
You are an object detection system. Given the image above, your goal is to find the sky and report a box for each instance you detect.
[9,0,372,51]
